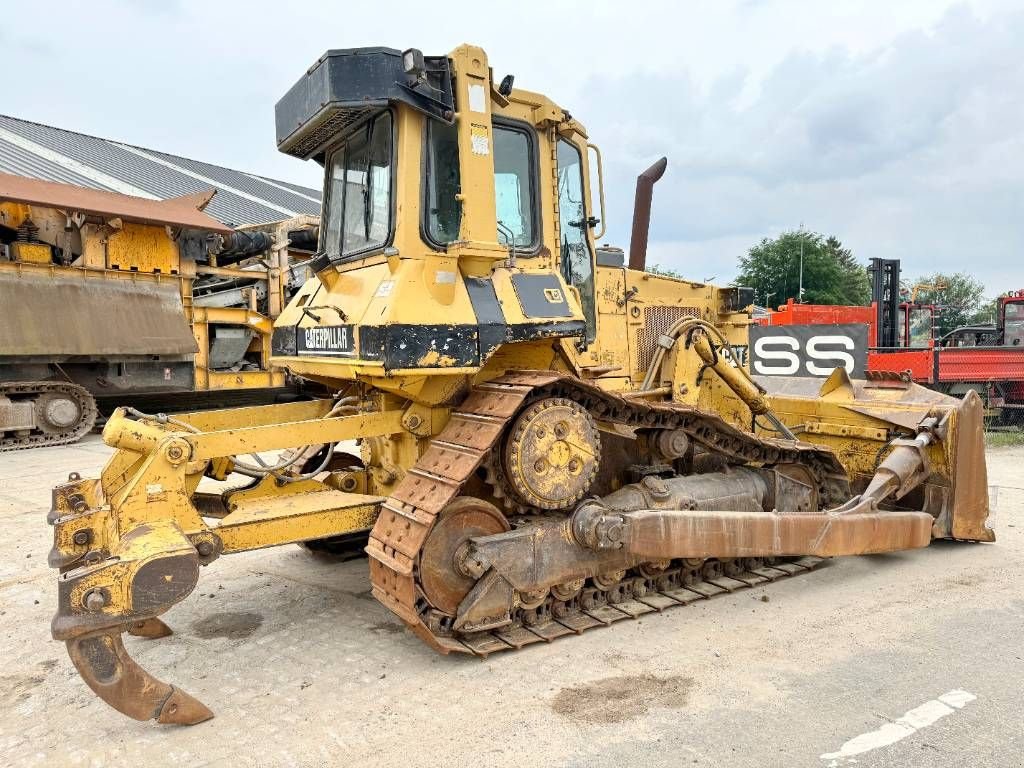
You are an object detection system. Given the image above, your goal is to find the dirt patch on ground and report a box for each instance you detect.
[190,611,264,640]
[343,588,375,602]
[1,674,45,706]
[945,572,986,588]
[551,673,693,724]
[369,621,404,634]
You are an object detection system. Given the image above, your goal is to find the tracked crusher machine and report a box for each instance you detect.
[0,173,317,452]
[47,45,993,725]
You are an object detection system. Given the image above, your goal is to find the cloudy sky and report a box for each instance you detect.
[4,1,1021,295]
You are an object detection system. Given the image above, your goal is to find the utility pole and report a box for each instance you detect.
[798,222,804,304]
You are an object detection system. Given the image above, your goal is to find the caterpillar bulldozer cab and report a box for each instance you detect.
[48,44,992,726]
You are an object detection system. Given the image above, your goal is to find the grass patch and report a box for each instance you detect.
[985,430,1024,448]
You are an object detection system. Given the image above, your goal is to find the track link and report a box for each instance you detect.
[367,370,846,655]
[0,381,97,452]
[427,555,824,657]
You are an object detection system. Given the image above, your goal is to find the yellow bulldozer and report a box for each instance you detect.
[47,44,992,726]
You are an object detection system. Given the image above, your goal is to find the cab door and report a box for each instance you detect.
[555,137,597,348]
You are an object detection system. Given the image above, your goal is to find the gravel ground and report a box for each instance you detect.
[1,437,1021,768]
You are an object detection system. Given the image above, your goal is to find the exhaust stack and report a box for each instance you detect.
[628,157,668,271]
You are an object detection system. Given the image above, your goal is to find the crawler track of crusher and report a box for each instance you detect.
[367,370,856,656]
[0,381,98,452]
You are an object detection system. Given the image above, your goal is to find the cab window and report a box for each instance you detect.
[908,307,932,347]
[557,138,596,341]
[1005,301,1024,346]
[424,120,537,250]
[493,126,535,248]
[425,121,461,244]
[323,112,393,261]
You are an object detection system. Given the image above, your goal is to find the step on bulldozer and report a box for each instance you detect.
[48,44,993,725]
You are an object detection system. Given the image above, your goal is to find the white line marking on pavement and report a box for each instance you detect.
[821,690,976,764]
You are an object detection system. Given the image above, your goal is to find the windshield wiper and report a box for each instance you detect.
[362,122,375,239]
[363,186,371,239]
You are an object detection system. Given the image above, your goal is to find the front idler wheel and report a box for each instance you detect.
[418,496,510,616]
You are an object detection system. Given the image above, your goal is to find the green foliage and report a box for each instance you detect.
[736,230,870,307]
[985,430,1024,447]
[968,296,999,327]
[648,263,684,279]
[824,236,872,306]
[909,272,986,337]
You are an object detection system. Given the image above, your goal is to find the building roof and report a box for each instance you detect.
[0,114,321,227]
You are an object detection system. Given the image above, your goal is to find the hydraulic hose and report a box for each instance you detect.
[639,317,797,440]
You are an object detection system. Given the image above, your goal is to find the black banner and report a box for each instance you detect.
[296,324,355,356]
[749,323,868,377]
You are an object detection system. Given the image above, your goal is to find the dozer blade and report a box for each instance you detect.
[759,371,994,543]
[946,390,994,542]
[67,630,212,725]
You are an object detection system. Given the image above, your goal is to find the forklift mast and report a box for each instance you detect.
[869,257,901,349]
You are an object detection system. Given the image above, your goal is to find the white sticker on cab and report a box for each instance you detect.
[468,83,487,113]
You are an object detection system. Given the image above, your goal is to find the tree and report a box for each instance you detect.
[824,236,871,306]
[908,273,985,337]
[736,230,870,307]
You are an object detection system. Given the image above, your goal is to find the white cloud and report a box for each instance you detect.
[3,0,1021,294]
[583,4,1024,295]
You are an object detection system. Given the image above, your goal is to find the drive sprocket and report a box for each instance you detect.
[500,397,601,511]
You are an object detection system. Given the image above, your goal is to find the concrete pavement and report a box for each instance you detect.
[1,436,1021,767]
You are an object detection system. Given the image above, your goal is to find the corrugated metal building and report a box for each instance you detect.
[0,114,321,227]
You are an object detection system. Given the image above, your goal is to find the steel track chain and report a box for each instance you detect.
[431,555,825,656]
[0,381,98,452]
[366,370,843,655]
